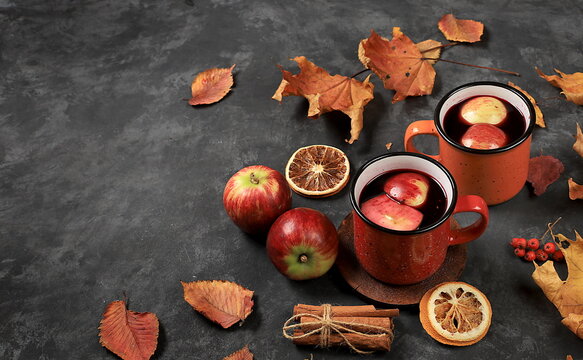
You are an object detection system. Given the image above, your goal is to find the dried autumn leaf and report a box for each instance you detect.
[536,68,583,105]
[573,123,583,157]
[568,178,583,200]
[563,313,583,339]
[272,56,374,144]
[359,28,436,103]
[224,345,254,360]
[438,14,484,43]
[527,155,564,195]
[532,230,583,339]
[182,280,254,328]
[98,300,159,360]
[416,39,442,65]
[508,82,545,128]
[189,65,235,106]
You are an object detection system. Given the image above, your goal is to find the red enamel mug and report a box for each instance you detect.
[350,153,489,285]
[405,82,536,205]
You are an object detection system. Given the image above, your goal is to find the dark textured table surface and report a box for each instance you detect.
[1,1,582,359]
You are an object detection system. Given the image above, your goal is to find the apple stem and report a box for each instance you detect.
[249,173,260,185]
[298,254,309,263]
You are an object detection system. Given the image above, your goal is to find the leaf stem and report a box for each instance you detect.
[422,57,521,76]
[541,217,562,241]
[419,42,458,54]
[351,68,370,78]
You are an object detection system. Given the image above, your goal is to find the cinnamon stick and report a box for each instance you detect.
[299,316,392,334]
[293,304,399,318]
[292,328,391,351]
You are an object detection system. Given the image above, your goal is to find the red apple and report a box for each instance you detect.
[461,124,508,150]
[361,194,423,231]
[223,165,292,234]
[383,172,430,208]
[267,208,338,280]
[460,96,507,125]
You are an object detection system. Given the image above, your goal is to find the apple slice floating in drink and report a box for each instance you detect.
[361,194,423,231]
[461,124,508,150]
[383,172,430,208]
[460,96,507,125]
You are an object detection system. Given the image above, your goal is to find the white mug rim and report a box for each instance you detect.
[433,81,536,154]
[349,152,458,235]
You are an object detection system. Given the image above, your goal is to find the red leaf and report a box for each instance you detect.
[438,14,484,43]
[98,300,159,360]
[181,280,254,328]
[224,345,254,360]
[527,155,564,196]
[189,65,236,105]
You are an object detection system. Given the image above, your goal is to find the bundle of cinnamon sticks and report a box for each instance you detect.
[284,304,399,353]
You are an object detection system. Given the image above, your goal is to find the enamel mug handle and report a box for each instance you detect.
[449,195,489,245]
[404,120,442,162]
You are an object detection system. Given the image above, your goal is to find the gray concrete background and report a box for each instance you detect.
[1,0,582,359]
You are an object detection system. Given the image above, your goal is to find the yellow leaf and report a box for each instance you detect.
[562,313,583,339]
[573,123,583,157]
[416,39,442,65]
[532,230,583,339]
[508,82,545,128]
[568,178,583,200]
[536,68,583,105]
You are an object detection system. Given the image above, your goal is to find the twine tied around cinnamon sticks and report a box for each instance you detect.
[282,304,398,354]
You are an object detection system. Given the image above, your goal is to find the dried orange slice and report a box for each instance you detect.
[419,281,492,346]
[285,145,350,198]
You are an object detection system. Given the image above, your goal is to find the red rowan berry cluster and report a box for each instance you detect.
[509,237,564,262]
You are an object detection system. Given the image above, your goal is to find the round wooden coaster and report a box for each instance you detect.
[336,214,467,305]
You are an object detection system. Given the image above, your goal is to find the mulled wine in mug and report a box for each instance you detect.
[405,81,536,205]
[350,153,489,285]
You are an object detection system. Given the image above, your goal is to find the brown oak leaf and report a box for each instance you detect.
[533,230,583,339]
[508,82,545,128]
[272,56,374,144]
[574,123,583,157]
[224,345,254,360]
[181,280,254,328]
[536,68,583,105]
[527,155,564,196]
[359,28,436,103]
[568,178,583,200]
[189,65,235,105]
[98,300,159,360]
[438,14,484,43]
